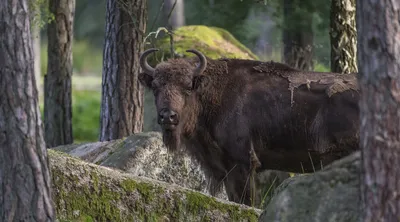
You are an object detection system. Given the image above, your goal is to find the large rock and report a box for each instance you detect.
[48,149,262,221]
[150,25,259,62]
[254,170,292,209]
[52,131,228,200]
[53,132,290,209]
[258,151,361,222]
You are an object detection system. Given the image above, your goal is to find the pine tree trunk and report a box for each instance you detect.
[0,0,55,221]
[330,0,357,74]
[44,0,75,147]
[282,0,314,71]
[99,0,147,141]
[164,0,186,30]
[357,0,400,220]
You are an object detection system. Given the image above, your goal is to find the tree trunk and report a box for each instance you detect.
[164,0,186,30]
[44,0,75,147]
[0,0,55,221]
[99,0,147,141]
[357,0,400,221]
[330,0,357,74]
[282,0,314,71]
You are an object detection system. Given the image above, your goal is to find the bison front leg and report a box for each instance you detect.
[223,164,252,206]
[223,144,261,207]
[215,118,257,205]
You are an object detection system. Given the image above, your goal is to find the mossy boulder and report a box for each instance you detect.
[52,131,290,210]
[48,149,262,221]
[258,151,361,222]
[52,131,227,200]
[147,25,259,64]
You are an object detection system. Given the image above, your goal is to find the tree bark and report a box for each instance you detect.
[282,0,314,71]
[99,0,147,141]
[164,0,186,30]
[330,0,357,74]
[0,0,56,221]
[44,0,75,147]
[357,0,400,221]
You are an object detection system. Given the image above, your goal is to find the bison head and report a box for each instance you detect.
[138,48,210,151]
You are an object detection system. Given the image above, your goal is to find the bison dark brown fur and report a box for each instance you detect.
[138,48,360,206]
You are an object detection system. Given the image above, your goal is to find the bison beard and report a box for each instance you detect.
[162,127,182,152]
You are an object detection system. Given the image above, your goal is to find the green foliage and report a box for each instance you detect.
[43,0,332,70]
[71,90,101,143]
[73,0,106,47]
[238,7,282,51]
[279,0,331,66]
[28,0,55,29]
[181,0,331,66]
[39,88,101,144]
[184,0,260,48]
[313,61,330,72]
[72,41,103,74]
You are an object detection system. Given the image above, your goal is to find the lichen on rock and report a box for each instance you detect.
[258,151,361,222]
[52,132,228,200]
[48,149,261,221]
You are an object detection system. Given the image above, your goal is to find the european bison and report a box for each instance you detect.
[138,48,360,206]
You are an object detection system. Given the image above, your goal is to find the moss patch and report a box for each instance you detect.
[147,25,259,66]
[48,149,261,221]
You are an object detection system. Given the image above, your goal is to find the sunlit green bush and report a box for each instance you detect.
[39,89,101,144]
[71,90,101,143]
[313,62,330,72]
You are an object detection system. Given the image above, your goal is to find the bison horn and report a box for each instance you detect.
[186,49,207,76]
[140,48,159,75]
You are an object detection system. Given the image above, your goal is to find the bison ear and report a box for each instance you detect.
[192,75,210,91]
[138,72,153,89]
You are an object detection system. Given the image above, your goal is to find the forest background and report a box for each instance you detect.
[35,0,332,143]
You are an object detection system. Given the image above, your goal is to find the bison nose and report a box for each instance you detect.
[158,109,178,124]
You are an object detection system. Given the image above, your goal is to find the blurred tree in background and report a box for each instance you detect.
[99,0,148,141]
[164,0,185,29]
[44,0,75,147]
[38,0,331,71]
[330,0,357,74]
